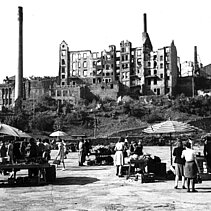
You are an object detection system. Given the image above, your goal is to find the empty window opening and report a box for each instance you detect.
[83,69,87,76]
[137,50,142,56]
[157,88,160,95]
[61,51,66,56]
[83,61,87,68]
[73,62,76,70]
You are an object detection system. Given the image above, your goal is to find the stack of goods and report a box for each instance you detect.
[88,145,114,165]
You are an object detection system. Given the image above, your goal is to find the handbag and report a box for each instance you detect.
[53,158,61,165]
[195,174,202,184]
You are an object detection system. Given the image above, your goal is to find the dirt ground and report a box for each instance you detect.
[0,147,211,211]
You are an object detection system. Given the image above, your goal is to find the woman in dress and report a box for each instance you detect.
[114,137,125,177]
[7,140,14,164]
[181,141,201,192]
[57,140,66,170]
[78,139,85,166]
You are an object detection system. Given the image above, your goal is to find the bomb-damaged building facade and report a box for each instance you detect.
[0,13,182,110]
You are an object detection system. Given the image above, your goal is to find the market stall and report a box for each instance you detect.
[0,123,56,186]
[0,163,56,185]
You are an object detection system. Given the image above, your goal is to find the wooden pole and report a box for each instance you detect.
[170,133,173,165]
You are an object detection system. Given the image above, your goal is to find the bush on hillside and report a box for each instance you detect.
[145,110,165,123]
[35,94,57,112]
[4,112,29,132]
[30,114,54,132]
[173,95,211,116]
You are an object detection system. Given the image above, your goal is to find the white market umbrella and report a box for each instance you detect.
[143,120,202,165]
[0,123,31,138]
[50,131,68,137]
[143,120,199,134]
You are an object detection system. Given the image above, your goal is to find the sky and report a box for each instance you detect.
[0,0,211,83]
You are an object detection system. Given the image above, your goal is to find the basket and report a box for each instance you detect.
[53,159,61,165]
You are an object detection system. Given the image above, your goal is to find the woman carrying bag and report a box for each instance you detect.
[55,140,66,170]
[181,141,201,192]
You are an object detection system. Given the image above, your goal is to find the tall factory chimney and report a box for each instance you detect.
[15,6,23,101]
[194,46,199,75]
[143,13,147,33]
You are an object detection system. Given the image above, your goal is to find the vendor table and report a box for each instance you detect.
[0,163,56,185]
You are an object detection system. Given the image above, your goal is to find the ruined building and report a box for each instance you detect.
[56,13,179,103]
[0,13,180,110]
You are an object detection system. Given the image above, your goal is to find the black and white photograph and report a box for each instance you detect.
[0,0,211,210]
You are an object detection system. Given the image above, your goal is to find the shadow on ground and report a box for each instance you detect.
[69,167,109,171]
[0,176,99,187]
[197,187,211,193]
[53,176,100,185]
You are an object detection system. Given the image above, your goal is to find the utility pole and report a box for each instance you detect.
[93,115,98,138]
[192,46,199,97]
[192,66,195,97]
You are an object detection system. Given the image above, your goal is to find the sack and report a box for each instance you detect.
[195,174,202,184]
[53,158,61,165]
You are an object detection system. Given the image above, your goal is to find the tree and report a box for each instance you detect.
[30,113,54,132]
[35,94,57,112]
[4,113,29,132]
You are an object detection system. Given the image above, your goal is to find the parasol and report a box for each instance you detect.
[50,130,68,137]
[0,123,31,138]
[143,120,202,165]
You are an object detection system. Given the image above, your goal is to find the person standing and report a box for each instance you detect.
[7,140,14,164]
[78,139,85,166]
[173,139,186,189]
[43,139,51,161]
[114,137,125,177]
[0,141,8,175]
[204,136,211,170]
[37,138,45,158]
[84,139,91,160]
[20,138,27,159]
[181,141,201,192]
[0,141,7,164]
[25,138,38,178]
[56,140,66,170]
[0,141,7,158]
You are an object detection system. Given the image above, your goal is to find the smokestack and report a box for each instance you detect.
[194,46,199,75]
[143,13,147,33]
[15,6,23,101]
[194,46,197,66]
